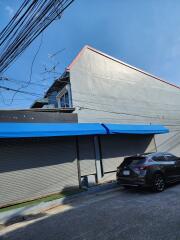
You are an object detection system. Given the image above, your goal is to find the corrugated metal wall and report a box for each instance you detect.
[0,137,79,207]
[78,136,96,176]
[100,134,156,173]
[155,131,180,156]
[70,47,180,157]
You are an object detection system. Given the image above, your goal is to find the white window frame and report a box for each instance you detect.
[56,84,72,108]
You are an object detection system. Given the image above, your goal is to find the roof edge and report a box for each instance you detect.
[66,45,88,71]
[67,45,180,90]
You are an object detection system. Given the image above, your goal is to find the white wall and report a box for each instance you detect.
[70,47,180,156]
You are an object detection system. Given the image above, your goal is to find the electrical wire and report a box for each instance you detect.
[73,104,180,122]
[9,32,44,104]
[28,32,44,88]
[0,0,75,73]
[72,96,180,113]
[0,76,48,88]
[0,85,42,97]
[69,91,180,122]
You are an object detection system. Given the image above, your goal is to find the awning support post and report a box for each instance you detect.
[94,136,102,183]
[76,137,82,188]
[153,135,158,152]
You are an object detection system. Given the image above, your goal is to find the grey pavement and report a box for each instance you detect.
[1,183,180,240]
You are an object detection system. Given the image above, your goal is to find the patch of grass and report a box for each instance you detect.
[0,189,85,213]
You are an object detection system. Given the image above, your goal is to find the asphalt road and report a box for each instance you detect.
[1,184,180,240]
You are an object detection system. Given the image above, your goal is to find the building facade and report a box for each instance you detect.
[34,45,180,156]
[0,123,167,207]
[0,45,179,207]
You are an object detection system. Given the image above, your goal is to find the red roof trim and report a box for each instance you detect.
[67,45,180,90]
[66,45,88,71]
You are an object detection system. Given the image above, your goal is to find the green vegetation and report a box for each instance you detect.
[0,189,84,213]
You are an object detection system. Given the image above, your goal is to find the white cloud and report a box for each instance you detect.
[5,5,14,17]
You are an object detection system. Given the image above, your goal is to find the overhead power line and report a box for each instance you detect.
[0,76,48,88]
[74,104,180,122]
[0,0,75,73]
[0,85,42,97]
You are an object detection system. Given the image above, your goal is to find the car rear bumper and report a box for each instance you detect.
[117,176,149,187]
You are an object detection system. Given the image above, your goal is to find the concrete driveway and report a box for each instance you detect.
[1,183,180,240]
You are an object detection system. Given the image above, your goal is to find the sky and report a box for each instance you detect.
[0,0,180,109]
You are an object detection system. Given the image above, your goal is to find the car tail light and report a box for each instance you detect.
[134,166,149,172]
[139,166,149,170]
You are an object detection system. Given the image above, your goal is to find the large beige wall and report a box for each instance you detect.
[70,47,180,155]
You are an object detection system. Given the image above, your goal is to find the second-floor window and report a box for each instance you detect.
[57,84,72,108]
[60,91,70,108]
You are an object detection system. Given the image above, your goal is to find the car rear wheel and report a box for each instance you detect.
[152,174,165,192]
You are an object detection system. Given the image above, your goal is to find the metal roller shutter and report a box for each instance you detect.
[78,136,96,176]
[0,137,79,207]
[100,135,156,173]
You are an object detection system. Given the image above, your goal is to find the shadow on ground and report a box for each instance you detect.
[1,183,180,240]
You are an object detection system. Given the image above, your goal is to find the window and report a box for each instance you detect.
[153,156,166,162]
[164,154,177,161]
[65,92,69,107]
[59,91,70,108]
[56,84,71,108]
[123,157,146,167]
[153,154,177,162]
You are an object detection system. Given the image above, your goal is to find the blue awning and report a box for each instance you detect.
[0,123,106,138]
[103,124,169,135]
[0,123,169,138]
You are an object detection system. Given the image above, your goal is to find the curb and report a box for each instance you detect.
[0,182,118,225]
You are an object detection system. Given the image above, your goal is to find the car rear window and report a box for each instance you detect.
[122,157,146,166]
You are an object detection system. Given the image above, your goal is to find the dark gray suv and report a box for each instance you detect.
[116,152,180,192]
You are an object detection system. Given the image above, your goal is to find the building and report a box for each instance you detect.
[0,108,77,123]
[0,123,167,207]
[32,45,180,156]
[0,45,179,207]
